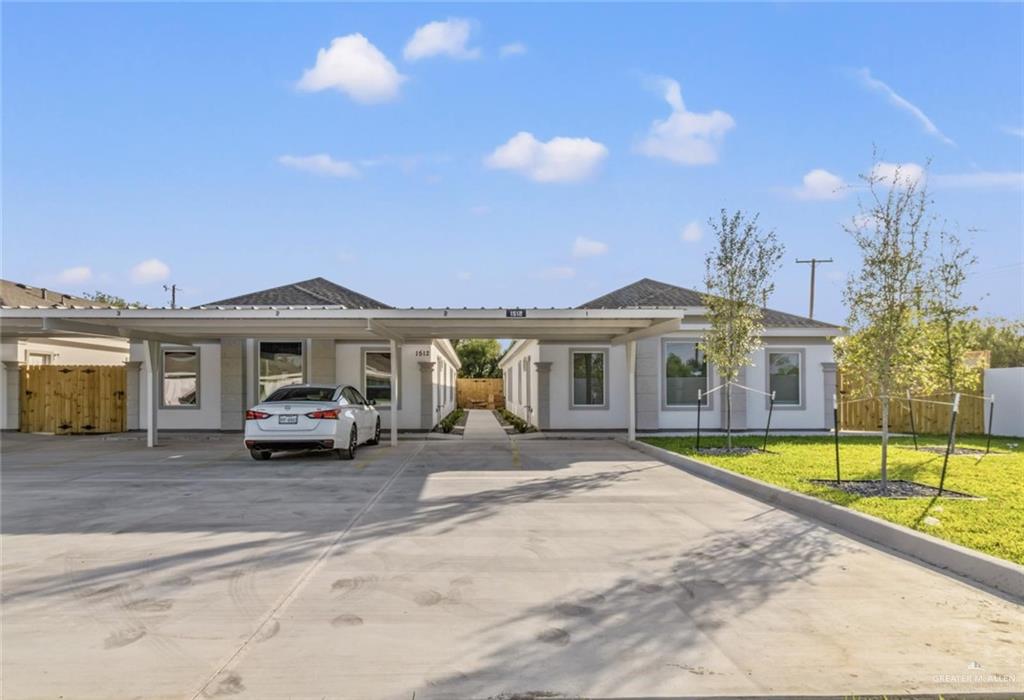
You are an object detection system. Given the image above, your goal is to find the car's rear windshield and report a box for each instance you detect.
[264,387,336,402]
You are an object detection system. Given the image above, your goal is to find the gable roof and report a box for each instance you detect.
[577,277,839,329]
[200,277,392,309]
[0,279,107,308]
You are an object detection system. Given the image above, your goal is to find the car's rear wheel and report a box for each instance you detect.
[367,418,381,445]
[250,448,271,461]
[336,426,357,460]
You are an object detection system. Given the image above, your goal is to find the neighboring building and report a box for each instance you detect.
[502,278,840,431]
[1,276,840,437]
[0,279,129,366]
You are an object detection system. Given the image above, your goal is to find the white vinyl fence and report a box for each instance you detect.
[983,367,1024,438]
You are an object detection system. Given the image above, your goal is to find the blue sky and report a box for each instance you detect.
[3,3,1022,323]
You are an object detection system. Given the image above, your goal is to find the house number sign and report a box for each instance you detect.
[505,309,527,318]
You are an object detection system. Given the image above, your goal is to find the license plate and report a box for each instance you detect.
[278,415,298,424]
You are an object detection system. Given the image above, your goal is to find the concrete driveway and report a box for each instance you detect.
[1,432,1020,699]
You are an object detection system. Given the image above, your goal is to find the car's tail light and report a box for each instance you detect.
[305,409,339,420]
[245,410,270,420]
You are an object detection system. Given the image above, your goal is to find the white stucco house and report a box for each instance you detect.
[1,276,841,443]
[501,278,840,432]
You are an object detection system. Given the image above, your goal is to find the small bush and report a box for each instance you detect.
[437,408,465,433]
[498,408,533,433]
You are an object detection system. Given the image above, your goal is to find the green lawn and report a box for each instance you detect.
[641,433,1024,565]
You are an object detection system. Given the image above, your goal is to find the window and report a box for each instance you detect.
[571,350,606,407]
[266,386,335,402]
[768,351,802,406]
[664,341,708,406]
[364,350,392,407]
[162,348,199,408]
[258,341,304,401]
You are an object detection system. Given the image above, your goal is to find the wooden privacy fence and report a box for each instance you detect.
[456,378,505,409]
[839,375,986,435]
[20,365,127,434]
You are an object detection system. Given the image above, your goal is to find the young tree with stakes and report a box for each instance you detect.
[839,161,934,492]
[923,230,980,398]
[702,210,784,450]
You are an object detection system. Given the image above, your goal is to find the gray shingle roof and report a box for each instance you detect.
[577,278,839,329]
[200,277,392,309]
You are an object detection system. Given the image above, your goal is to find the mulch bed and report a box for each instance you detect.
[914,445,999,456]
[810,478,979,499]
[696,447,761,456]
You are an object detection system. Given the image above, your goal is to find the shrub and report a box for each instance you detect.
[498,408,533,433]
[437,408,465,434]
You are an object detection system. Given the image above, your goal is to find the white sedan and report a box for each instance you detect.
[244,384,381,460]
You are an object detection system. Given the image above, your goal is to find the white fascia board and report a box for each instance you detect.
[433,338,461,369]
[498,338,537,369]
[674,323,842,337]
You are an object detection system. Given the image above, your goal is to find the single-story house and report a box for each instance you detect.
[0,276,841,444]
[501,278,840,432]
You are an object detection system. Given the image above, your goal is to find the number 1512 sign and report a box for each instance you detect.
[505,309,527,318]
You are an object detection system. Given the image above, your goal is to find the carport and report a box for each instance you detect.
[0,306,685,446]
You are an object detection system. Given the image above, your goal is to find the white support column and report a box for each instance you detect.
[145,339,160,447]
[389,338,398,447]
[627,339,637,441]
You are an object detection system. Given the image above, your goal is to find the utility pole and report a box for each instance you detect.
[795,258,833,319]
[163,284,180,309]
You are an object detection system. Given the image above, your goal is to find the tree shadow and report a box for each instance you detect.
[419,520,842,698]
[1,437,659,608]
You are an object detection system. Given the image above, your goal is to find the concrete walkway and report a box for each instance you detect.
[462,408,508,440]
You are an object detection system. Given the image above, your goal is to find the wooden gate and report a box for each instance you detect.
[838,373,986,435]
[20,365,127,434]
[456,378,505,409]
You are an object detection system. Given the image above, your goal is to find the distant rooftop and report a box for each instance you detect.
[200,277,393,309]
[0,279,107,308]
[577,277,839,328]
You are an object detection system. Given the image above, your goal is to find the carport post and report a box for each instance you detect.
[627,340,637,441]
[145,339,160,447]
[389,338,398,447]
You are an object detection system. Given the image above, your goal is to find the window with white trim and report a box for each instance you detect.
[768,351,801,405]
[571,350,606,407]
[664,341,708,406]
[364,350,392,407]
[162,348,199,408]
[258,341,303,401]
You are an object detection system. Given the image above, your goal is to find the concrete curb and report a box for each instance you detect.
[626,438,1024,601]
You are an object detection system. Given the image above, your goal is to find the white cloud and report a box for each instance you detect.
[1002,126,1024,138]
[297,34,405,104]
[855,68,954,146]
[794,169,846,200]
[680,221,703,243]
[130,258,170,284]
[932,171,1024,189]
[635,78,735,165]
[499,42,527,57]
[456,271,473,281]
[404,18,480,61]
[871,161,926,188]
[56,266,92,285]
[571,236,608,258]
[278,154,359,178]
[536,266,576,280]
[485,131,608,183]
